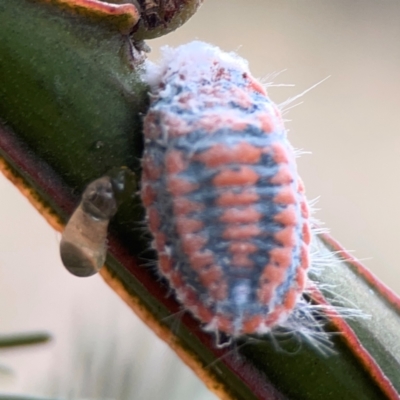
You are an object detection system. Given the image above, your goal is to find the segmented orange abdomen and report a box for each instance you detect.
[141,42,310,336]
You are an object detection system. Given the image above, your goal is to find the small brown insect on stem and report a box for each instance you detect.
[60,168,136,277]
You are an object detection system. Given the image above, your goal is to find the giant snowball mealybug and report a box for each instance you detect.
[141,41,312,338]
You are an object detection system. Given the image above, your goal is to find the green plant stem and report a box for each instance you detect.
[0,332,51,349]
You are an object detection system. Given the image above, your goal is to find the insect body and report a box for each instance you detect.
[60,168,136,277]
[141,42,311,336]
[60,176,118,277]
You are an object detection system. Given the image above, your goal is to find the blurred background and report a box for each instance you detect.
[1,0,400,398]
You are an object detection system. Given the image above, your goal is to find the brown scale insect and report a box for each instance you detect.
[60,176,118,277]
[60,168,135,277]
